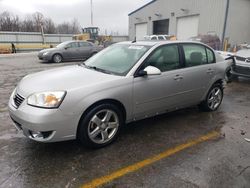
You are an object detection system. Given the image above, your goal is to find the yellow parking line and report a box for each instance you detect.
[81,131,220,188]
[0,107,8,113]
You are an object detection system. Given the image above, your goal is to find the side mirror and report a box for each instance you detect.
[64,46,69,50]
[138,66,161,77]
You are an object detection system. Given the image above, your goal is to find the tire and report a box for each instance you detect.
[52,54,62,63]
[225,68,237,83]
[199,83,223,112]
[77,103,124,148]
[225,69,233,83]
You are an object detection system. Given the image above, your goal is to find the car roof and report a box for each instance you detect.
[62,40,90,43]
[118,40,207,47]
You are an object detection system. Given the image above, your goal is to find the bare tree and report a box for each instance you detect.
[70,18,80,34]
[44,18,56,34]
[0,11,20,31]
[57,22,70,34]
[0,11,81,34]
[20,15,35,32]
[32,12,44,32]
[57,19,80,34]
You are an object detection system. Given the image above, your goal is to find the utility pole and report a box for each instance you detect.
[90,0,93,26]
[40,22,45,44]
[222,0,230,50]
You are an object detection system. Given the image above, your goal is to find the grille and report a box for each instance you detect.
[235,56,250,63]
[233,65,250,75]
[13,93,25,108]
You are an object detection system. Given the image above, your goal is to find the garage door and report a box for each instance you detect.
[177,15,199,40]
[135,23,147,40]
[153,19,169,35]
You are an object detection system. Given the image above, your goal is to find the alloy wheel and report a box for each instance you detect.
[87,109,119,144]
[207,87,222,110]
[53,54,62,63]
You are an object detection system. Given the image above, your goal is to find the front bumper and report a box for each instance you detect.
[37,53,51,61]
[231,64,250,78]
[8,91,80,143]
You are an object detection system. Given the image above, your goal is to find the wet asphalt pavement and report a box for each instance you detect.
[0,53,249,188]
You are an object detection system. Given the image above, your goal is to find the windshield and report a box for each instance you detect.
[84,44,150,76]
[56,41,70,48]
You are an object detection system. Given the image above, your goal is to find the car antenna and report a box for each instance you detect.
[132,37,136,43]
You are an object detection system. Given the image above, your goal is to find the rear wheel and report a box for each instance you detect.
[78,103,123,148]
[88,52,97,59]
[52,54,62,63]
[199,83,223,112]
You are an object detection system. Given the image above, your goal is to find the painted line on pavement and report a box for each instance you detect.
[0,107,8,113]
[81,131,220,188]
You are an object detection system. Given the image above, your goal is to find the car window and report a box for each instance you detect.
[79,42,91,47]
[183,44,207,67]
[67,42,79,48]
[151,36,157,40]
[206,48,215,63]
[142,45,180,72]
[85,44,150,75]
[158,36,165,40]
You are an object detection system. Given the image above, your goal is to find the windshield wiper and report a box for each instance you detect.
[80,63,113,75]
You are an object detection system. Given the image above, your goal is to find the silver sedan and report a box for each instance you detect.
[38,40,102,63]
[9,41,232,148]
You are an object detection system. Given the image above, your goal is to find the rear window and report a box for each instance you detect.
[158,36,165,40]
[183,44,215,67]
[79,42,91,47]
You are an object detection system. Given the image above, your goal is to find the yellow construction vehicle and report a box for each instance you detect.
[72,33,90,41]
[73,27,112,46]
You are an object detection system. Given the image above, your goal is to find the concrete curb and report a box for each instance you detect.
[0,52,38,58]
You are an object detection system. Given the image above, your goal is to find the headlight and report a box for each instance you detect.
[43,52,49,56]
[27,91,66,108]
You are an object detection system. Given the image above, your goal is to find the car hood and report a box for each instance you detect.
[39,48,57,53]
[17,65,121,97]
[236,49,250,58]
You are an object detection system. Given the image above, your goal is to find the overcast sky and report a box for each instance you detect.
[0,0,151,35]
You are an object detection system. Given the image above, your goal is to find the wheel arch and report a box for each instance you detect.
[201,78,224,102]
[76,98,127,138]
[52,53,63,61]
[213,78,224,86]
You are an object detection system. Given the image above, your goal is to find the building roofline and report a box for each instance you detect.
[128,0,157,16]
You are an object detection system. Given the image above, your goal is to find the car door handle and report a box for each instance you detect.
[173,75,183,81]
[206,69,214,74]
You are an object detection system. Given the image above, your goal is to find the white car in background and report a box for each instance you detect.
[144,35,175,41]
[231,46,250,78]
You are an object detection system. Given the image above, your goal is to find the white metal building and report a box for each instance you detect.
[128,0,250,47]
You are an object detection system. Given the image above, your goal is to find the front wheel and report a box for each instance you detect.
[199,83,223,112]
[52,54,62,63]
[77,103,123,148]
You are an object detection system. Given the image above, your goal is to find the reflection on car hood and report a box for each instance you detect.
[17,65,120,97]
[39,48,57,53]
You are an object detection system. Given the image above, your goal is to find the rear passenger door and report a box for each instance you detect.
[79,42,93,59]
[179,43,216,104]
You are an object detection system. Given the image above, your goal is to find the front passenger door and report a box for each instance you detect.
[63,42,80,59]
[133,44,186,119]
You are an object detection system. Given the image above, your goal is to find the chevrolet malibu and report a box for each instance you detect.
[9,41,231,148]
